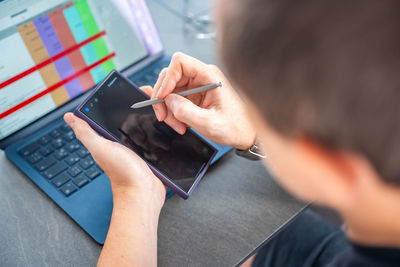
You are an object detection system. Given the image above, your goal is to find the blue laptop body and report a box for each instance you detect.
[1,0,231,244]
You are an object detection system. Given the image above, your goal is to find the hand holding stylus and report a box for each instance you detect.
[131,82,222,109]
[146,52,257,150]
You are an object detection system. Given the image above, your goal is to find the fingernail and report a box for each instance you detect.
[64,113,75,127]
[155,110,161,121]
[156,87,162,98]
[153,105,161,121]
[156,82,165,98]
[178,125,186,135]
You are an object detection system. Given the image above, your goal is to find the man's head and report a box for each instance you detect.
[217,0,400,210]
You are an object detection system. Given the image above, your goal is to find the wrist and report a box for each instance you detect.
[111,184,166,212]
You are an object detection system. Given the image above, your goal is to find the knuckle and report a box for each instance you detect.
[170,68,180,80]
[172,52,188,66]
[172,52,184,60]
[174,105,186,120]
[208,64,218,70]
[208,64,222,74]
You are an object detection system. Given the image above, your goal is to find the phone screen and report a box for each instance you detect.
[80,71,216,193]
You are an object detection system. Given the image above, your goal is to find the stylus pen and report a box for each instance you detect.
[131,82,222,109]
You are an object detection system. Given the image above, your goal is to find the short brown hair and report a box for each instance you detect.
[221,0,400,184]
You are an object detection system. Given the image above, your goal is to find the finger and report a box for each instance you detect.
[152,68,167,98]
[163,110,187,135]
[152,69,167,121]
[153,102,169,122]
[164,94,210,131]
[63,113,108,157]
[139,85,170,124]
[157,53,209,99]
[139,85,153,97]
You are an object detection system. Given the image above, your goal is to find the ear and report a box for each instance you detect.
[292,137,371,209]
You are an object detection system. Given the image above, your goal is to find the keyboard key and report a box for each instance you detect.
[144,74,153,82]
[137,76,146,84]
[85,166,101,179]
[80,157,94,169]
[43,162,68,179]
[77,147,90,158]
[67,166,82,177]
[39,146,54,156]
[38,135,51,145]
[35,157,56,171]
[59,124,71,132]
[65,154,80,166]
[19,142,40,157]
[135,80,145,86]
[52,138,65,149]
[54,148,68,160]
[49,129,61,138]
[72,174,89,188]
[65,141,80,152]
[60,182,77,196]
[27,152,42,164]
[51,173,70,187]
[62,131,75,142]
[49,129,62,138]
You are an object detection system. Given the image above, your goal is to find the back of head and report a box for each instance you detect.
[221,0,400,185]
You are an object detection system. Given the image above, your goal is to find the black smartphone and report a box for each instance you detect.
[74,70,216,199]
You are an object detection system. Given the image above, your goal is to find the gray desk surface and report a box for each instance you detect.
[0,1,305,266]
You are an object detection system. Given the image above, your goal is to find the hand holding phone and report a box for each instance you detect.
[74,70,216,199]
[63,112,166,205]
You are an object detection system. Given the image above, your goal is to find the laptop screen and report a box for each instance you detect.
[0,0,163,140]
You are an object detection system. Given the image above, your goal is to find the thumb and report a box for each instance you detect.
[165,94,210,130]
[63,112,107,156]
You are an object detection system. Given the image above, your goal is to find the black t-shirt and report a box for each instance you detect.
[331,243,400,267]
[251,210,400,267]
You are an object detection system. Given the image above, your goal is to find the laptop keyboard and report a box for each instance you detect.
[19,122,101,197]
[18,59,169,197]
[131,65,166,87]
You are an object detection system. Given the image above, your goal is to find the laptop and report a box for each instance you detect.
[0,0,231,244]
